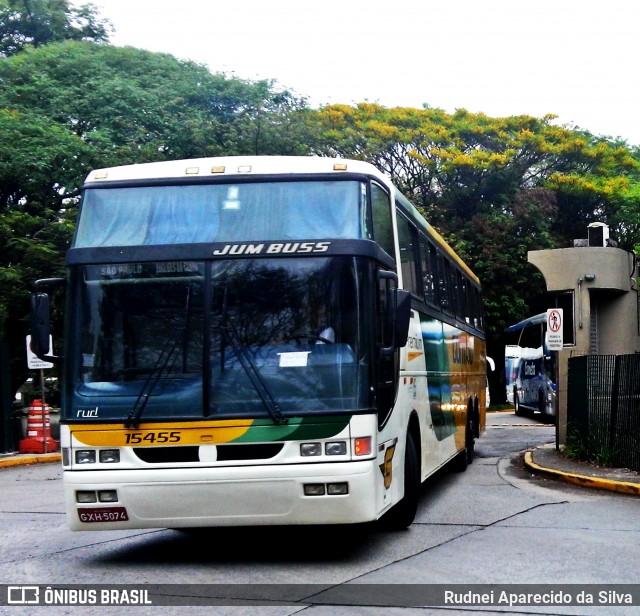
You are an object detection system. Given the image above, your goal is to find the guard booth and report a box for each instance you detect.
[528,223,640,445]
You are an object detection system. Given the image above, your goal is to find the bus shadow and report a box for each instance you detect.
[93,458,466,567]
[96,522,388,565]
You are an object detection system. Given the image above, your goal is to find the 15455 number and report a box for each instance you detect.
[124,431,181,444]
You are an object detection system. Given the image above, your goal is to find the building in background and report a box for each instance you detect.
[528,223,640,444]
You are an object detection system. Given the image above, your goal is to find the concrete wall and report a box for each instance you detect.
[528,244,640,445]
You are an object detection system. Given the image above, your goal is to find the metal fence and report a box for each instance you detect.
[567,354,640,472]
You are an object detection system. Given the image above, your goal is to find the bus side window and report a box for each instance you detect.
[396,213,419,296]
[437,254,452,314]
[370,183,394,259]
[456,269,468,323]
[420,237,437,306]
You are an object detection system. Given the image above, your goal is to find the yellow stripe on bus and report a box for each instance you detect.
[69,419,254,447]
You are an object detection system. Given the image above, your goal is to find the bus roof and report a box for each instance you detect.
[84,156,388,184]
[505,312,547,333]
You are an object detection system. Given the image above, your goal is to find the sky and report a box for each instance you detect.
[86,0,639,145]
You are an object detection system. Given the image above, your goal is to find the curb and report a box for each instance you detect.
[0,453,61,468]
[523,451,640,496]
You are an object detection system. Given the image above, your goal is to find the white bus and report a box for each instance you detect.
[31,156,487,531]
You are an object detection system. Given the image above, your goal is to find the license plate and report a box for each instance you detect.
[77,507,129,523]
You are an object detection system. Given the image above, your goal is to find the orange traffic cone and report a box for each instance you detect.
[19,399,58,454]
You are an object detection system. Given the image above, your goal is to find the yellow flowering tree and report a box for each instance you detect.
[309,103,639,402]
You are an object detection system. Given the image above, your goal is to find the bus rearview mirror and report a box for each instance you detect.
[30,293,52,357]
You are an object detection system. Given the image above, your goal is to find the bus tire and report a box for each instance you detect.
[513,389,522,416]
[473,397,480,439]
[380,433,420,530]
[466,406,475,464]
[452,410,473,472]
[538,389,546,415]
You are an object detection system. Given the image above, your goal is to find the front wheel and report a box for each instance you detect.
[514,389,522,416]
[380,433,420,530]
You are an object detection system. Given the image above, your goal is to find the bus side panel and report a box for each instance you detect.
[395,310,432,484]
[421,316,486,465]
[444,323,487,437]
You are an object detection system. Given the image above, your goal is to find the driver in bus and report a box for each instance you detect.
[309,300,335,344]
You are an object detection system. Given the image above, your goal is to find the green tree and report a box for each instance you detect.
[451,189,557,401]
[0,0,111,56]
[0,107,84,394]
[0,41,311,164]
[0,40,312,396]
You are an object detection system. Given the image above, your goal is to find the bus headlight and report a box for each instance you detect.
[303,483,348,496]
[327,483,348,495]
[75,450,96,464]
[325,441,347,456]
[98,490,118,503]
[300,442,322,456]
[303,484,326,496]
[99,449,120,463]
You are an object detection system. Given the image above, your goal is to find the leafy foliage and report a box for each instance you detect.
[0,0,111,56]
[0,39,311,393]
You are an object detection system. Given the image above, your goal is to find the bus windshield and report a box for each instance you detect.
[70,256,372,422]
[74,180,365,247]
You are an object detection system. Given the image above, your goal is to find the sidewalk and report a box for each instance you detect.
[0,451,61,468]
[1,446,639,497]
[524,443,640,496]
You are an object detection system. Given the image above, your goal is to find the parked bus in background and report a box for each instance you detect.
[505,313,556,418]
[30,156,486,531]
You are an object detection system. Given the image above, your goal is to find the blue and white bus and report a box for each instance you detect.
[505,313,557,418]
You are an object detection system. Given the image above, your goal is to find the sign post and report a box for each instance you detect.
[26,336,54,452]
[545,309,563,450]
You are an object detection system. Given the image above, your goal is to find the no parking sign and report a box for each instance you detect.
[26,335,54,369]
[546,308,563,350]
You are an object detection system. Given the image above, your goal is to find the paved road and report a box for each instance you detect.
[479,409,555,457]
[1,412,639,615]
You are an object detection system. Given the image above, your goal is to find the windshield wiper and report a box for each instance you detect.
[125,331,181,429]
[220,323,287,425]
[125,286,195,429]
